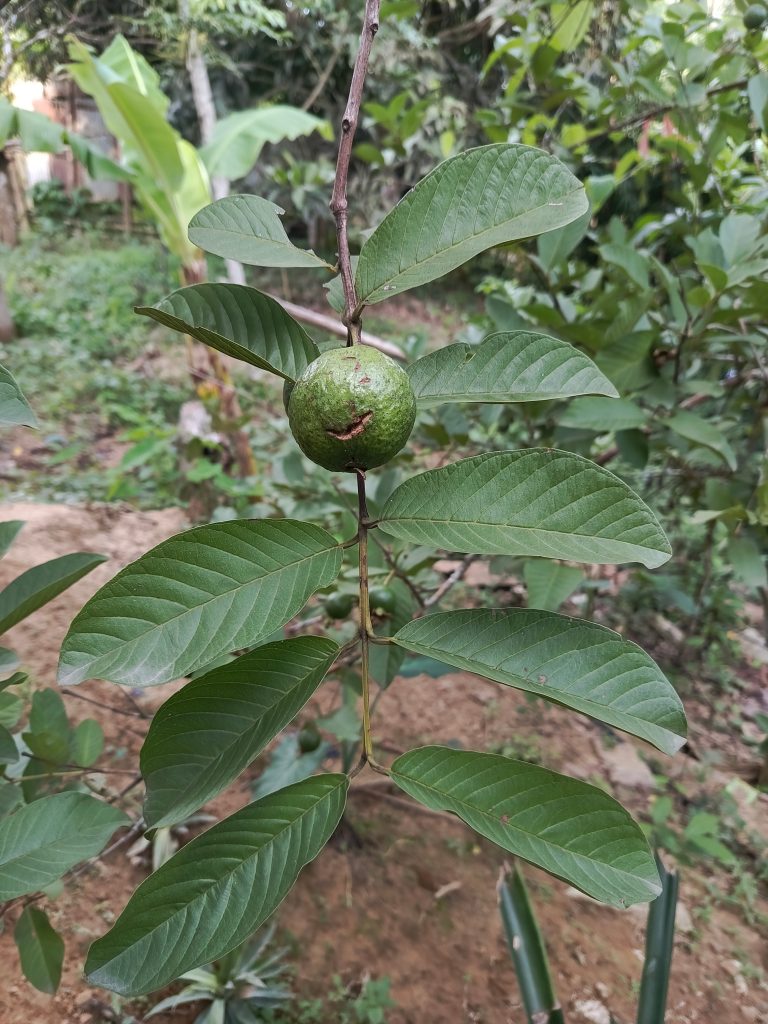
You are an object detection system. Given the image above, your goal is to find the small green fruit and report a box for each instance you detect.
[744,3,767,28]
[369,586,397,615]
[287,346,416,472]
[325,592,354,619]
[298,722,321,753]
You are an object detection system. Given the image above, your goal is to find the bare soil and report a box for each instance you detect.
[0,502,766,1024]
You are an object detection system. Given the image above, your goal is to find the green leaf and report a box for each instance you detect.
[0,723,18,763]
[0,792,129,899]
[24,689,71,764]
[636,855,678,1024]
[391,746,660,907]
[356,145,587,305]
[14,906,65,994]
[524,559,584,611]
[136,284,319,382]
[0,364,37,428]
[141,636,338,829]
[70,719,105,768]
[407,331,617,407]
[667,411,737,471]
[550,1,594,51]
[558,396,646,433]
[0,520,24,559]
[380,450,671,568]
[393,610,686,754]
[0,553,106,636]
[200,106,329,180]
[748,74,768,133]
[537,206,591,271]
[85,774,348,996]
[58,521,342,688]
[188,195,333,269]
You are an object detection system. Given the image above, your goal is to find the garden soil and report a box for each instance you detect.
[0,503,766,1024]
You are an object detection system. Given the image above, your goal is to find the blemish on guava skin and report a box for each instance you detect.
[326,410,373,440]
[359,375,371,385]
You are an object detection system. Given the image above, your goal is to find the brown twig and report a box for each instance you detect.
[424,554,475,609]
[329,0,381,344]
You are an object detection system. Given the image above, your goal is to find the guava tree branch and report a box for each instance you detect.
[330,0,381,344]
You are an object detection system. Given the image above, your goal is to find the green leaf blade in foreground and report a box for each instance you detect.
[0,792,129,899]
[142,636,339,829]
[356,145,588,305]
[188,195,333,269]
[407,331,618,406]
[0,552,106,636]
[391,746,660,907]
[0,520,24,559]
[393,609,686,754]
[379,450,671,568]
[85,774,348,996]
[14,906,65,994]
[136,284,319,382]
[58,520,342,688]
[0,364,37,428]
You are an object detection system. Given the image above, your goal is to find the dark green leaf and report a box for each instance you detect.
[142,636,338,829]
[85,774,348,996]
[58,520,342,688]
[667,411,737,471]
[136,284,319,382]
[0,792,129,899]
[391,746,660,907]
[637,856,678,1024]
[393,610,686,754]
[0,521,24,559]
[369,578,416,688]
[24,689,71,764]
[188,195,333,269]
[380,450,671,568]
[0,363,37,428]
[407,331,617,407]
[14,906,65,994]
[356,145,588,304]
[0,552,106,637]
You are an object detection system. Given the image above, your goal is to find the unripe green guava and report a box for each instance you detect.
[325,592,354,619]
[369,586,397,614]
[287,346,416,472]
[744,3,767,28]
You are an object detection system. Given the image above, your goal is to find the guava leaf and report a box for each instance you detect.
[391,746,660,907]
[58,521,342,687]
[136,284,319,382]
[380,450,671,568]
[356,145,588,304]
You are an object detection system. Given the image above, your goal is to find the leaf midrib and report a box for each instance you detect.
[382,516,659,548]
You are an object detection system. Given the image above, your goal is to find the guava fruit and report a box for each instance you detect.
[287,346,416,472]
[369,586,397,614]
[298,722,322,753]
[744,3,767,28]
[325,592,354,619]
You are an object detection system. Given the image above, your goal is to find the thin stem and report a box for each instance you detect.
[329,0,381,343]
[356,470,389,777]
